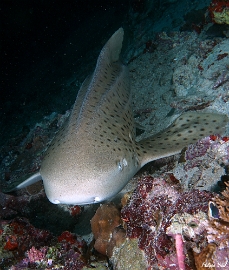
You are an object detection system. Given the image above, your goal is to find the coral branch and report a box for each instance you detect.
[175,234,185,270]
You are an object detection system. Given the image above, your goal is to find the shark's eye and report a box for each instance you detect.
[118,161,123,171]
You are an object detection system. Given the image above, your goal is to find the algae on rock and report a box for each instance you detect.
[110,238,147,270]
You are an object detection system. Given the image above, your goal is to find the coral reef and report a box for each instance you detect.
[121,175,213,269]
[172,135,229,192]
[196,182,229,269]
[0,217,52,268]
[113,133,229,269]
[0,218,88,269]
[1,8,229,269]
[117,174,229,269]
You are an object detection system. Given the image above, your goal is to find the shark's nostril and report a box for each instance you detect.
[94,197,101,203]
[53,199,60,204]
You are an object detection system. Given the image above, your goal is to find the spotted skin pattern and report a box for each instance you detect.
[14,28,228,205]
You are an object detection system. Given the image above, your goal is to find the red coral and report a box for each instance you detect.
[210,134,219,141]
[67,205,81,216]
[222,136,229,142]
[58,231,77,244]
[4,235,18,251]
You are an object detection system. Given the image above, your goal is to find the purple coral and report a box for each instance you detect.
[121,176,213,269]
[185,136,211,161]
[184,135,229,171]
[63,248,86,269]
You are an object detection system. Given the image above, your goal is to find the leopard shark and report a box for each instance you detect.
[13,28,228,205]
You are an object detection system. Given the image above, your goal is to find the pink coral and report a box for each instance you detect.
[27,246,46,263]
[175,234,185,270]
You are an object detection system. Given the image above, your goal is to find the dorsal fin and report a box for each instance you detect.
[75,28,125,129]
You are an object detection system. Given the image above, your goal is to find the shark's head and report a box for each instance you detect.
[41,138,139,205]
[42,172,114,205]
